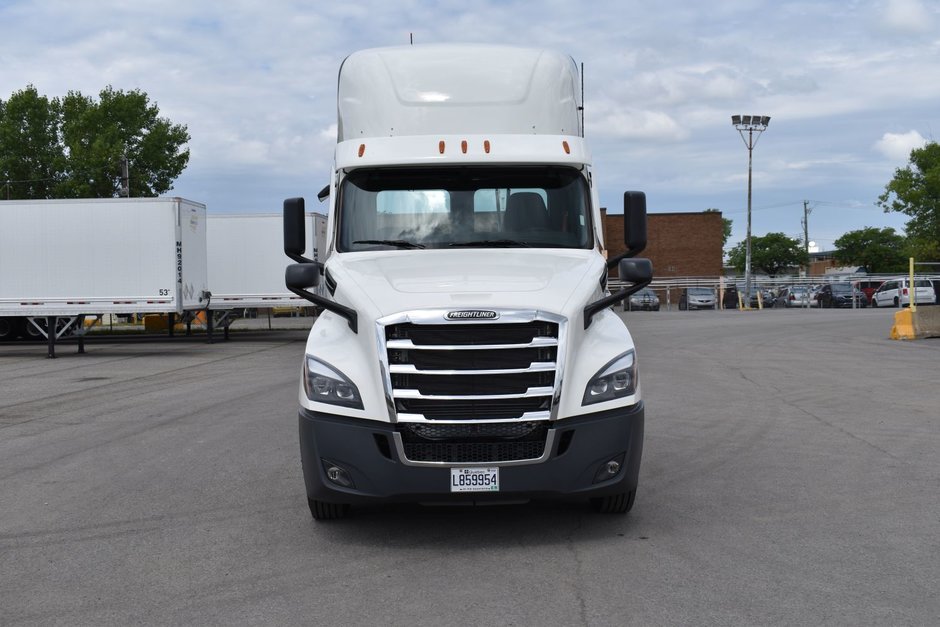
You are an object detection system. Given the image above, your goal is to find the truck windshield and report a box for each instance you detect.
[337,166,593,251]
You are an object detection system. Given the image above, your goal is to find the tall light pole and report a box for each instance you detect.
[731,114,770,305]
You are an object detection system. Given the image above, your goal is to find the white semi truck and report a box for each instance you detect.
[282,45,653,519]
[0,197,209,356]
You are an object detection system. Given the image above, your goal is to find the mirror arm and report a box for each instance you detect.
[583,278,652,330]
[606,247,641,270]
[286,286,358,333]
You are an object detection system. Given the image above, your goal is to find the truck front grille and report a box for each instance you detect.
[385,318,559,422]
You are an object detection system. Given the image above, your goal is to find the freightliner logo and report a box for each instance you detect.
[445,310,499,320]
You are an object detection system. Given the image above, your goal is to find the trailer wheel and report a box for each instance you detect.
[0,317,23,341]
[308,498,350,520]
[23,318,44,340]
[590,489,636,514]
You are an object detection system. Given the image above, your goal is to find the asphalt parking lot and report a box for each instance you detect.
[1,308,938,626]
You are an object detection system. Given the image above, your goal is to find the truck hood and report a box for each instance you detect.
[330,249,605,319]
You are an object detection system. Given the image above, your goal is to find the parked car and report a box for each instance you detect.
[722,285,767,309]
[776,285,812,308]
[870,278,935,308]
[932,279,940,305]
[760,286,776,307]
[627,287,660,311]
[678,287,717,310]
[853,279,884,305]
[817,282,867,308]
[807,284,823,307]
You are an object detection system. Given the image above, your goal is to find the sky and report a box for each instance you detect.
[1,0,938,253]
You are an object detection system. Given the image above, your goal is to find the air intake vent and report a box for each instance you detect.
[385,316,560,422]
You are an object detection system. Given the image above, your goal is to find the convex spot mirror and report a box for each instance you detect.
[286,263,320,289]
[619,258,652,284]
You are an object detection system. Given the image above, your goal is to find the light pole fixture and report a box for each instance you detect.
[731,114,770,306]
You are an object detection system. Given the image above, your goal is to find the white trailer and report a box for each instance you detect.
[0,197,209,356]
[207,212,326,306]
[206,212,327,334]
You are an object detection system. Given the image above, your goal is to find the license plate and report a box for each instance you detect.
[450,467,499,492]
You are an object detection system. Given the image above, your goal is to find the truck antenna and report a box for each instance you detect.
[410,32,413,45]
[579,62,585,138]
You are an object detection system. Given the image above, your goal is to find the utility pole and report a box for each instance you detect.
[120,153,130,197]
[802,200,812,254]
[731,115,771,304]
[801,200,812,276]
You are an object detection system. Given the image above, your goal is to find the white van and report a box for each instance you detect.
[870,277,934,307]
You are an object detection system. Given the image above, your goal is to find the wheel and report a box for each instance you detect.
[0,317,23,341]
[652,306,660,311]
[590,489,636,514]
[308,497,350,520]
[23,318,44,340]
[894,296,900,308]
[0,317,22,341]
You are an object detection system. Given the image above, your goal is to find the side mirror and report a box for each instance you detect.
[286,263,320,289]
[285,262,357,333]
[585,256,654,329]
[623,191,647,256]
[619,257,652,284]
[284,197,311,263]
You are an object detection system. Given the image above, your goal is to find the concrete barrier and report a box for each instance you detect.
[891,306,940,340]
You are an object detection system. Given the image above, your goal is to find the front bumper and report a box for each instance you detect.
[299,403,644,505]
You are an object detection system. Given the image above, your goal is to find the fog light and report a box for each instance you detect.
[322,460,355,488]
[593,454,626,484]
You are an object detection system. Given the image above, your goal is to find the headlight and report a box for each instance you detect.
[582,350,637,406]
[303,355,363,409]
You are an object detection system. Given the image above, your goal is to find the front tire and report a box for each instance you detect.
[308,497,350,521]
[590,489,636,514]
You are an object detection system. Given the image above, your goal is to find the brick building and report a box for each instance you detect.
[601,210,724,278]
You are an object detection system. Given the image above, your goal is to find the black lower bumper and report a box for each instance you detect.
[298,403,644,505]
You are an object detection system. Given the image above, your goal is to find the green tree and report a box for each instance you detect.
[727,232,808,276]
[0,85,189,199]
[0,86,65,199]
[833,227,908,274]
[704,208,732,246]
[877,141,940,261]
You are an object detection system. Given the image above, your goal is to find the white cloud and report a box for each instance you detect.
[882,0,934,34]
[873,130,927,161]
[588,98,689,140]
[319,124,338,142]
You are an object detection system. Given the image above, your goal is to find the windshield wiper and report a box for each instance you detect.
[448,239,531,248]
[353,239,425,249]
